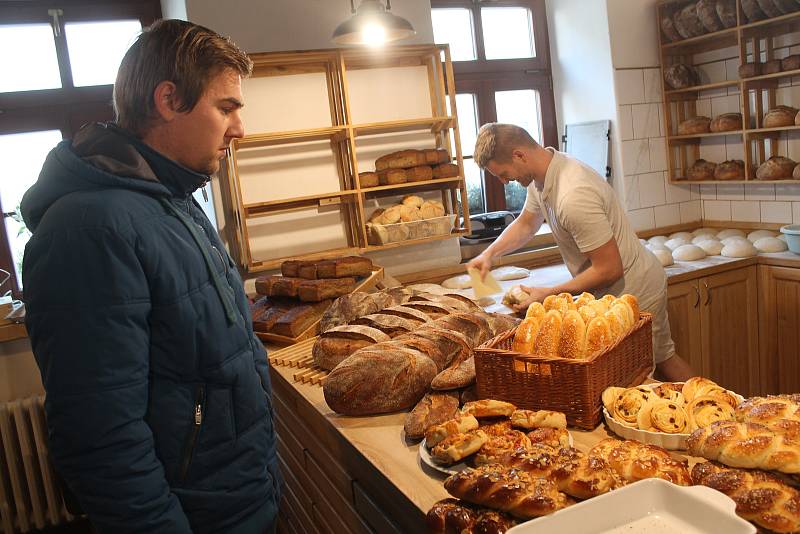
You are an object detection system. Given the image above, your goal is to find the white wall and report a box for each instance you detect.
[185,0,434,53]
[606,0,659,70]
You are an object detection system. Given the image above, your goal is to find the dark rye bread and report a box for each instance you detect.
[323,347,438,416]
[312,325,390,371]
[434,312,492,347]
[319,288,412,332]
[379,305,432,324]
[351,313,417,337]
[297,277,356,302]
[403,392,460,440]
[271,300,331,337]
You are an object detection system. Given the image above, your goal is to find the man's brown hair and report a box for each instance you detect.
[473,123,538,168]
[114,19,253,135]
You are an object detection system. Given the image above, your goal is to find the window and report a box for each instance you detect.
[432,0,557,219]
[0,1,161,298]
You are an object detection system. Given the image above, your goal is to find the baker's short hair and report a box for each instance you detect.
[473,123,538,168]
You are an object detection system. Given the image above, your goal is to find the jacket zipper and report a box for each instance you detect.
[180,384,205,482]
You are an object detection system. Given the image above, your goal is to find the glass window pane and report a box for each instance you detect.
[65,20,142,87]
[464,159,485,215]
[504,182,527,212]
[0,24,61,92]
[495,89,542,144]
[481,7,535,60]
[431,8,477,61]
[0,130,63,288]
[456,93,478,158]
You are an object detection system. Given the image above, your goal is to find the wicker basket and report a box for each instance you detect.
[474,313,654,430]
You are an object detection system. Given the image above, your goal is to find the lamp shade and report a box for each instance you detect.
[332,0,416,46]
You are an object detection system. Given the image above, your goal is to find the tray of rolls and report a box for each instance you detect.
[601,377,743,450]
[366,194,453,245]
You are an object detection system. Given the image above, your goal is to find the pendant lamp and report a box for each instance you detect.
[332,0,416,46]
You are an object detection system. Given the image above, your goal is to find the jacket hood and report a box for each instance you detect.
[21,122,209,232]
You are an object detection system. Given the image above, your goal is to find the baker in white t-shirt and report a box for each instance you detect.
[467,123,692,381]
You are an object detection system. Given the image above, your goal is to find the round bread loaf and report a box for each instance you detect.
[716,0,737,27]
[400,205,422,222]
[754,236,788,252]
[698,239,723,255]
[741,0,767,21]
[688,159,717,180]
[665,64,699,89]
[380,205,402,224]
[756,156,795,180]
[738,62,761,78]
[402,194,424,209]
[420,200,446,219]
[794,163,800,179]
[369,208,385,223]
[673,244,707,261]
[763,59,783,75]
[379,168,408,185]
[714,159,745,180]
[763,106,798,127]
[710,113,742,132]
[678,116,712,135]
[782,54,800,71]
[653,249,674,267]
[674,4,706,38]
[661,10,682,41]
[697,0,724,31]
[717,228,745,239]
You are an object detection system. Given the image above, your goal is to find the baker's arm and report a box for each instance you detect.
[467,209,545,279]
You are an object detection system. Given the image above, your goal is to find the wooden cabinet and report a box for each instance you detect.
[757,265,800,395]
[667,266,759,395]
[656,2,800,184]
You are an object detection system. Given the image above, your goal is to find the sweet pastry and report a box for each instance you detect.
[461,399,517,419]
[510,409,568,430]
[687,395,736,431]
[432,429,489,465]
[404,391,460,440]
[526,427,571,449]
[474,430,531,466]
[636,398,689,433]
[426,414,480,448]
[612,386,654,427]
[426,499,518,534]
[602,386,627,413]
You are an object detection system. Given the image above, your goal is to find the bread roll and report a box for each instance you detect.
[401,194,424,208]
[710,112,742,132]
[677,116,711,135]
[714,159,745,180]
[380,205,402,224]
[585,316,614,357]
[558,309,587,359]
[590,438,692,485]
[532,310,563,358]
[672,244,707,261]
[653,249,674,267]
[698,239,723,255]
[513,316,542,354]
[757,156,795,180]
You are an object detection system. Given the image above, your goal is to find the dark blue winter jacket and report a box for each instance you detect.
[20,123,280,533]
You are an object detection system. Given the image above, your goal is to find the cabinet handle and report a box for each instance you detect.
[703,281,711,306]
[693,285,700,308]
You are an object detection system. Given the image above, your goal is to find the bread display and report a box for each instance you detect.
[358,171,379,188]
[764,106,798,127]
[756,156,795,180]
[367,198,451,245]
[511,293,638,360]
[677,116,711,135]
[312,324,390,370]
[589,438,692,485]
[688,159,717,180]
[692,461,800,533]
[709,112,742,132]
[664,64,700,90]
[714,159,745,180]
[271,299,332,337]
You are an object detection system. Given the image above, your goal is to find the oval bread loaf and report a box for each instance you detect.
[764,106,798,128]
[756,156,795,180]
[665,64,699,89]
[678,116,711,135]
[714,159,745,180]
[710,113,742,132]
[688,159,717,180]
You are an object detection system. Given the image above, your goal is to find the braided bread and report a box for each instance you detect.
[692,462,800,533]
[510,409,567,430]
[589,438,692,485]
[426,498,518,534]
[687,420,800,473]
[526,427,571,449]
[474,430,531,466]
[736,395,800,437]
[444,465,573,519]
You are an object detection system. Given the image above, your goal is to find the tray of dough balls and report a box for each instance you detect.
[366,194,454,245]
[419,400,572,475]
[643,227,787,268]
[601,377,743,450]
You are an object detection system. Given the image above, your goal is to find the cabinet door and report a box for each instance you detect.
[758,265,800,395]
[700,266,759,396]
[667,280,704,376]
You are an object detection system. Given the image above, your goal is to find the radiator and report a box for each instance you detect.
[0,396,73,533]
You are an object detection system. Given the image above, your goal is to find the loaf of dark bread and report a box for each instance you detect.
[351,313,418,337]
[312,324,390,371]
[271,299,331,337]
[375,149,426,171]
[716,0,737,27]
[318,288,412,332]
[764,106,798,128]
[254,275,302,298]
[673,4,705,38]
[738,62,760,78]
[665,64,700,89]
[404,392,460,440]
[697,0,724,31]
[297,277,356,302]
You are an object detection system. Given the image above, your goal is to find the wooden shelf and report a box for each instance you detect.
[235,126,348,149]
[745,125,800,139]
[668,130,743,143]
[661,27,738,56]
[741,10,800,39]
[741,68,800,86]
[665,80,739,96]
[669,179,800,185]
[351,116,454,137]
[363,229,469,253]
[360,177,462,195]
[244,190,358,217]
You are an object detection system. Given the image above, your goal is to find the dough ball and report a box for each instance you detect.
[652,248,674,266]
[648,235,668,246]
[716,228,746,240]
[692,227,718,238]
[442,273,471,289]
[747,229,777,243]
[692,234,715,245]
[753,236,788,253]
[697,239,723,256]
[672,244,707,261]
[721,236,750,246]
[406,283,448,294]
[647,242,670,252]
[665,237,690,250]
[491,266,530,281]
[401,194,424,209]
[778,234,788,242]
[476,296,496,307]
[721,241,758,258]
[668,231,694,241]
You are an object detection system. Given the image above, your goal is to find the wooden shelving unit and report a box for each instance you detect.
[225,45,471,272]
[658,1,800,185]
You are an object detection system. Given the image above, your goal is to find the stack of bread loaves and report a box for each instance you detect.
[366,194,449,245]
[511,292,640,360]
[357,148,457,188]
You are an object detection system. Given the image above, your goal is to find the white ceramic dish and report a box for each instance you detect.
[603,383,744,450]
[419,433,574,476]
[507,478,755,534]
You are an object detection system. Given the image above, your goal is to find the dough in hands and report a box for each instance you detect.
[697,239,723,256]
[665,237,690,250]
[648,235,668,247]
[442,274,472,289]
[753,236,788,253]
[652,248,674,266]
[716,228,745,240]
[668,231,694,241]
[747,229,777,243]
[672,244,707,261]
[721,241,758,258]
[490,266,530,281]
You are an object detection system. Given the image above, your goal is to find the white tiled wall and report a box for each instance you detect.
[615,66,701,231]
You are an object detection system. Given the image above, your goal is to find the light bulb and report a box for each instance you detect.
[362,22,386,46]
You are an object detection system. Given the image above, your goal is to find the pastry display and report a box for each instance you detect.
[589,438,692,485]
[366,198,450,245]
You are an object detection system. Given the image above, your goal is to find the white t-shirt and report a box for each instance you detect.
[524,149,666,312]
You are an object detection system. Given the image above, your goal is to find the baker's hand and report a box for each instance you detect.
[512,286,553,313]
[466,252,492,281]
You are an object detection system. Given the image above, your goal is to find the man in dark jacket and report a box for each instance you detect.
[20,19,280,533]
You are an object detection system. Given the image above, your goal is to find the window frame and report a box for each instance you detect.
[0,0,161,298]
[432,0,558,215]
